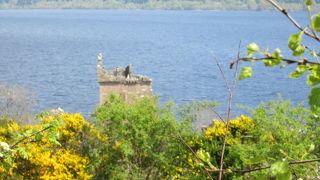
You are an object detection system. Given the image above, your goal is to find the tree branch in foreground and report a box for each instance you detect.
[230,57,320,69]
[266,0,320,42]
[218,42,241,180]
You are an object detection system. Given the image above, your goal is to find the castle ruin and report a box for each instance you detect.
[97,53,152,104]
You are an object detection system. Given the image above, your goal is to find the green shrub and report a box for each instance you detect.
[93,94,188,179]
[186,99,320,179]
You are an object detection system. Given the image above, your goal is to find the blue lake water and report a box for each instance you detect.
[0,10,312,116]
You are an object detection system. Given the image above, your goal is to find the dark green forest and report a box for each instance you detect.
[0,0,316,10]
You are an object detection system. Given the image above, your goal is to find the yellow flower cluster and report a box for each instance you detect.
[0,112,101,179]
[112,140,121,150]
[41,112,87,141]
[204,121,226,141]
[25,146,91,180]
[205,115,254,143]
[229,115,255,132]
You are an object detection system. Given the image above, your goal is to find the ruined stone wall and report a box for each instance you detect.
[97,53,153,104]
[99,81,152,104]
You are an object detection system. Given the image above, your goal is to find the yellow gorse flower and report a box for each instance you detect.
[205,115,254,144]
[0,112,99,179]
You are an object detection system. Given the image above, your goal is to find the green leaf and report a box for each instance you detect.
[263,56,281,67]
[288,31,304,51]
[292,45,306,56]
[309,87,320,110]
[272,48,283,60]
[308,144,315,152]
[307,74,320,86]
[245,156,267,165]
[196,149,208,162]
[263,59,273,67]
[312,14,320,32]
[290,65,307,78]
[311,49,318,58]
[270,160,292,180]
[239,67,252,80]
[120,142,134,156]
[196,149,214,169]
[260,48,283,67]
[35,133,43,141]
[247,43,260,57]
[16,147,28,160]
[306,0,312,6]
[48,133,61,146]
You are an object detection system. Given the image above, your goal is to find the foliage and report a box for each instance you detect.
[93,94,188,179]
[0,110,105,179]
[0,83,35,124]
[238,0,320,110]
[0,93,318,179]
[177,99,319,179]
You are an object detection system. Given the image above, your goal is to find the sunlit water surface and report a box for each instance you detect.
[0,10,312,117]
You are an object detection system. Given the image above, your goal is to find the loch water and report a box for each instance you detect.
[0,10,312,116]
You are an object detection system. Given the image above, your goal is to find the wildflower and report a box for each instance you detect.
[0,142,10,151]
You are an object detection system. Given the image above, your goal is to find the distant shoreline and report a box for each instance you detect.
[0,7,313,12]
[0,2,315,11]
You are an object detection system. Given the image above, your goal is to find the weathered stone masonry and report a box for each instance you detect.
[97,53,152,104]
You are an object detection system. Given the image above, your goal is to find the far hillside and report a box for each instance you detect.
[0,0,315,10]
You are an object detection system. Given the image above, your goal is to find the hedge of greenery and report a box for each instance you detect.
[0,94,318,179]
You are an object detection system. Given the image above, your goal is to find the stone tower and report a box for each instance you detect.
[97,53,152,104]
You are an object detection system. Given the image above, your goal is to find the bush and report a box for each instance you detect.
[93,94,189,179]
[0,110,105,179]
[0,94,318,179]
[179,99,319,179]
[0,83,35,124]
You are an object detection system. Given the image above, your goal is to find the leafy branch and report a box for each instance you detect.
[233,0,320,109]
[11,125,52,148]
[266,0,320,42]
[11,118,61,149]
[230,57,320,70]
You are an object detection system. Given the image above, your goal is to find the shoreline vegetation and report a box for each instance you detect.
[0,0,318,11]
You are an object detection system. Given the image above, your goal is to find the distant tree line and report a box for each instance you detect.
[0,0,316,10]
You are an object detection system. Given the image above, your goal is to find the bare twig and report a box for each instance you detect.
[266,0,320,42]
[214,57,231,92]
[289,158,320,165]
[218,42,241,180]
[211,109,226,124]
[206,158,320,174]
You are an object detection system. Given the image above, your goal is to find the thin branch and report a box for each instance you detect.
[230,57,319,69]
[231,42,241,91]
[289,158,320,165]
[207,158,320,174]
[218,42,241,180]
[214,57,231,92]
[11,125,52,148]
[266,0,320,42]
[177,133,214,180]
[211,109,226,124]
[307,7,320,41]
